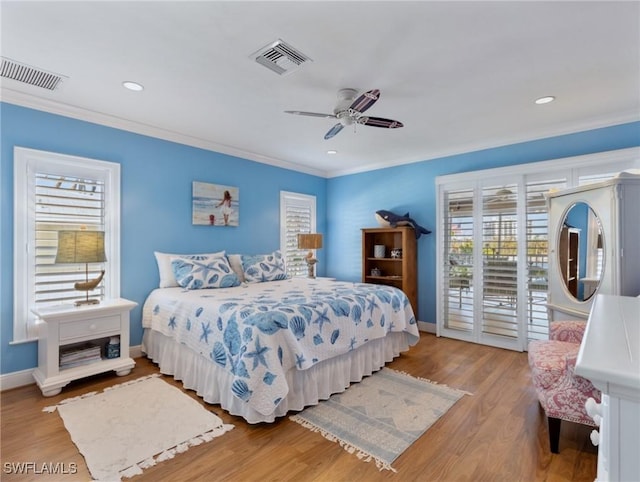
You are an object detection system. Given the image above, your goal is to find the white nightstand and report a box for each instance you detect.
[32,298,137,396]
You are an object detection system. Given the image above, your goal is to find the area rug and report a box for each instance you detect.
[44,374,234,481]
[289,367,470,472]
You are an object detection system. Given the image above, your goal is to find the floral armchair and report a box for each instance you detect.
[527,320,601,453]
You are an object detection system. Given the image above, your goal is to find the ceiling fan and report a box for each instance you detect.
[284,88,404,140]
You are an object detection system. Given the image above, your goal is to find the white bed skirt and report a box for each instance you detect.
[142,328,415,423]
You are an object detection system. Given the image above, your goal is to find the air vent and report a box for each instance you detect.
[250,39,311,76]
[1,57,66,90]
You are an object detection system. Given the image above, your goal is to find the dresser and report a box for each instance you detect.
[575,294,640,482]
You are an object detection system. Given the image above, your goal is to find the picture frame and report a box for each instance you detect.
[192,181,239,226]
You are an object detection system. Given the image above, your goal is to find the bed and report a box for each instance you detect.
[141,265,420,423]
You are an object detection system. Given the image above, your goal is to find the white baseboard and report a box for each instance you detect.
[0,345,144,392]
[0,368,35,392]
[418,321,436,334]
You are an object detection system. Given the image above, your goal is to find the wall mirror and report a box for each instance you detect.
[557,202,604,302]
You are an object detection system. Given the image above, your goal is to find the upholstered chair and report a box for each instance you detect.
[527,320,601,453]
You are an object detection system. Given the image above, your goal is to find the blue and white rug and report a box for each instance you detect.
[290,368,470,472]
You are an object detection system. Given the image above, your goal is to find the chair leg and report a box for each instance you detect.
[548,417,561,454]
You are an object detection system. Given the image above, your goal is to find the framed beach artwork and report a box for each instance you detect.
[192,181,239,226]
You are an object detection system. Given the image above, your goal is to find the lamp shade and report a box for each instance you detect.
[55,230,107,264]
[297,233,323,250]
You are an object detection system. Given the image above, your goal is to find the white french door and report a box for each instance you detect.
[436,147,640,351]
[439,179,527,350]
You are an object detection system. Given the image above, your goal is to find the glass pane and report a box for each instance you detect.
[444,189,474,332]
[482,185,518,339]
[526,179,566,340]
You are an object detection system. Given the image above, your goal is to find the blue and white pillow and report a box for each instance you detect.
[241,250,288,283]
[171,255,241,290]
[154,250,225,288]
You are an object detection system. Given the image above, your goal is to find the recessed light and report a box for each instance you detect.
[122,81,144,92]
[535,96,555,105]
[327,150,337,155]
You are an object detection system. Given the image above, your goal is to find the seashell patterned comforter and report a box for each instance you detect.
[142,277,419,417]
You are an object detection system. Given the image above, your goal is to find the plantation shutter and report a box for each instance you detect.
[481,184,518,339]
[35,173,106,305]
[525,178,566,340]
[280,192,317,277]
[442,188,474,332]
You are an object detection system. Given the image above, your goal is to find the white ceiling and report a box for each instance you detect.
[1,1,638,178]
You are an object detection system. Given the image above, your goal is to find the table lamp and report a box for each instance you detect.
[55,230,106,306]
[297,233,323,278]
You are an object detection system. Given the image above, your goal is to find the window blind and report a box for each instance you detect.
[35,173,105,305]
[443,188,474,332]
[280,192,316,277]
[525,178,566,340]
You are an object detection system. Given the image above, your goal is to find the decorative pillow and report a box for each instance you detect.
[154,250,225,288]
[171,255,240,290]
[226,254,246,283]
[241,250,288,283]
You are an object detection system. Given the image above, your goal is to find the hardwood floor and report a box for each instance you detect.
[1,333,597,481]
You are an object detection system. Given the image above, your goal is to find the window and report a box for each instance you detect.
[13,147,120,342]
[436,147,639,351]
[280,191,317,278]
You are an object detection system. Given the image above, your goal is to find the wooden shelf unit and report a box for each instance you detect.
[361,227,418,317]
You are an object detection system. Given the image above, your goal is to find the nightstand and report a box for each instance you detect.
[32,298,137,396]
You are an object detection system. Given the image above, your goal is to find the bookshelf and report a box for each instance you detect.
[362,227,418,317]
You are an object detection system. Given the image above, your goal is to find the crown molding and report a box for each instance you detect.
[326,110,640,178]
[0,88,328,178]
[3,88,637,180]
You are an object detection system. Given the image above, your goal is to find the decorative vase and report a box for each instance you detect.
[374,245,386,258]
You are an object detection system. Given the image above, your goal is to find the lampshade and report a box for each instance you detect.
[297,233,323,250]
[55,230,107,264]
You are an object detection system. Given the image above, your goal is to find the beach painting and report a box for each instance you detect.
[192,181,239,226]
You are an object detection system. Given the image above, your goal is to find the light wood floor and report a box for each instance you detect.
[1,333,597,481]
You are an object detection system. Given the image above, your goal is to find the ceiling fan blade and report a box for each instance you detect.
[284,110,336,119]
[359,116,404,129]
[324,123,344,140]
[349,89,380,114]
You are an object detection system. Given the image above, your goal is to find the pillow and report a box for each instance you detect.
[241,250,288,283]
[171,255,240,290]
[154,251,225,288]
[227,254,246,283]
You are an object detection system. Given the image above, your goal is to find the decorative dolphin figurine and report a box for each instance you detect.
[375,210,432,239]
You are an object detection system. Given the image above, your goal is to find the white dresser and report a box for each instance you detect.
[575,294,640,482]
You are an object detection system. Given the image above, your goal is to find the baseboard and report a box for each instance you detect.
[0,368,35,392]
[0,345,144,392]
[418,321,436,334]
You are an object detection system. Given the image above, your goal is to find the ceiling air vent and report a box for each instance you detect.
[250,39,312,76]
[1,57,66,91]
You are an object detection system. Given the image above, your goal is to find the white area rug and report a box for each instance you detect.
[44,374,234,481]
[290,368,470,472]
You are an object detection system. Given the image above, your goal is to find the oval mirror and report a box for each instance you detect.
[558,202,604,302]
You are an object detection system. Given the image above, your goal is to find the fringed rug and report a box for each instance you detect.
[44,374,233,481]
[290,367,470,472]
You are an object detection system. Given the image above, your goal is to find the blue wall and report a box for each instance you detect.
[0,102,327,374]
[2,100,638,376]
[325,121,640,324]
